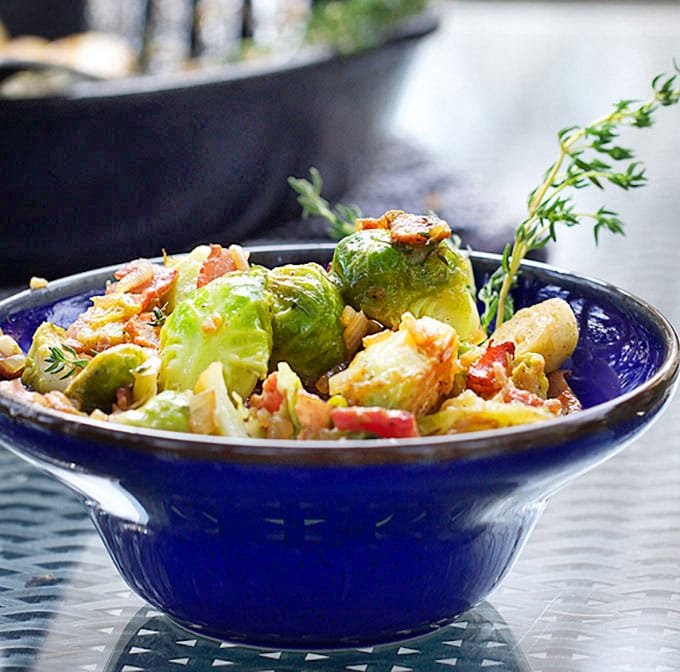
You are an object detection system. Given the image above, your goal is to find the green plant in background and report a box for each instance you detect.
[306,0,428,53]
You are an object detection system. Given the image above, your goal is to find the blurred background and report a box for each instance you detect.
[1,0,679,310]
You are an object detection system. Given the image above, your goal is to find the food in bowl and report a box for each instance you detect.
[0,241,676,647]
[0,210,583,441]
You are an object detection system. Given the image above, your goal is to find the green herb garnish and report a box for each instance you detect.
[288,168,362,239]
[481,66,680,330]
[44,345,89,380]
[148,304,168,327]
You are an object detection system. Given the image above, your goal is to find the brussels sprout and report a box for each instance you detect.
[64,344,151,413]
[330,229,484,343]
[328,313,458,415]
[266,262,346,380]
[112,390,193,432]
[158,271,273,399]
[164,245,211,310]
[22,322,88,394]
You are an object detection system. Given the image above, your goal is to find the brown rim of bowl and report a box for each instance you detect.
[0,249,678,467]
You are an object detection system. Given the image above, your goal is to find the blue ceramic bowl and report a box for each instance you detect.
[0,244,677,648]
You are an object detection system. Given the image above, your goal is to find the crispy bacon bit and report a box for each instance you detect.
[197,244,250,288]
[249,372,284,414]
[330,406,420,438]
[355,209,404,231]
[466,341,515,399]
[295,390,331,432]
[107,259,177,311]
[197,244,237,287]
[124,313,162,349]
[113,385,135,412]
[547,370,583,415]
[502,386,561,414]
[389,212,451,246]
[355,210,452,247]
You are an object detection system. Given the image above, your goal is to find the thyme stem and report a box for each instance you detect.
[487,66,680,330]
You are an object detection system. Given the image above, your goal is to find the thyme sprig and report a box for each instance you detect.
[288,168,362,239]
[45,345,89,380]
[148,304,168,327]
[480,66,680,330]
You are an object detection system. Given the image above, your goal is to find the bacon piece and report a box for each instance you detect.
[355,210,452,246]
[197,244,238,288]
[249,372,285,414]
[196,244,250,288]
[355,209,403,231]
[466,341,515,399]
[547,370,583,415]
[501,386,561,415]
[124,313,162,349]
[389,212,451,246]
[0,379,82,415]
[107,259,177,311]
[330,406,420,438]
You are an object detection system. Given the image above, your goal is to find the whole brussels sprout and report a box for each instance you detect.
[330,229,484,344]
[266,262,346,381]
[158,271,273,399]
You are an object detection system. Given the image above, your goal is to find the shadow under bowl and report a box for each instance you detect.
[0,245,677,648]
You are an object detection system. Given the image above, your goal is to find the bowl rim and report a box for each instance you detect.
[0,11,439,105]
[1,245,678,467]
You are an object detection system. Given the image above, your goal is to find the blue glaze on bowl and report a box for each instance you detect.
[0,246,677,647]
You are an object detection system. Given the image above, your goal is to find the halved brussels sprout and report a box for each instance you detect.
[64,343,151,413]
[266,262,346,381]
[112,390,193,432]
[489,298,578,373]
[22,322,87,394]
[158,270,273,399]
[328,313,459,415]
[330,229,484,343]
